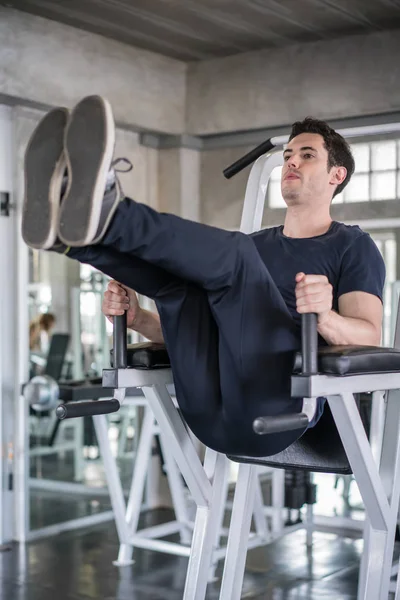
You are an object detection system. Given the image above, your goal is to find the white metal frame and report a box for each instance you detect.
[220,377,400,600]
[98,368,270,592]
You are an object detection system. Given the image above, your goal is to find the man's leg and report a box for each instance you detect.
[66,245,182,300]
[62,246,228,450]
[66,244,306,458]
[156,235,308,458]
[22,99,311,457]
[55,96,309,456]
[54,96,277,294]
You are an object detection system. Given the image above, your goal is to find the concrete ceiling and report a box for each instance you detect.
[5,0,400,61]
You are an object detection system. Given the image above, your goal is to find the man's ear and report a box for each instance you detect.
[330,166,347,186]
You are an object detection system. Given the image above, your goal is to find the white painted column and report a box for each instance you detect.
[0,104,18,543]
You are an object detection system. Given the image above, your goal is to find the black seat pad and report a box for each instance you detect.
[110,342,170,369]
[112,343,400,375]
[294,345,400,375]
[228,403,354,474]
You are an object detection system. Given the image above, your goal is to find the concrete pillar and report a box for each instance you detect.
[158,147,200,220]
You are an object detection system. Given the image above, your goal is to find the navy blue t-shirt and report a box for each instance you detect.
[251,221,386,328]
[250,221,386,427]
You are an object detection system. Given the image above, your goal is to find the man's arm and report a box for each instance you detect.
[317,291,382,346]
[102,280,165,343]
[130,308,164,344]
[295,273,383,346]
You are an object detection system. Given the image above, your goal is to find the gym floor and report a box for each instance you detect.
[0,447,375,600]
[0,512,364,600]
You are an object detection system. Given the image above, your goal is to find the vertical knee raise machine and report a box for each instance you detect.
[218,127,400,600]
[56,121,400,599]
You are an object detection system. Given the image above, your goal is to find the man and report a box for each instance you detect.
[22,95,385,457]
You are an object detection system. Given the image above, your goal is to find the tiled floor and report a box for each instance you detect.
[1,441,391,599]
[0,521,364,599]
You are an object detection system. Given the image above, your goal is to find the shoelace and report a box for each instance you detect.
[111,157,133,173]
[110,158,133,200]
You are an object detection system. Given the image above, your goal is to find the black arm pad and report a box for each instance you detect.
[56,399,120,420]
[223,139,275,179]
[253,413,309,435]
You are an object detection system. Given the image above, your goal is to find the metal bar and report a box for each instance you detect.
[223,139,274,179]
[116,405,155,566]
[183,452,228,600]
[239,151,283,234]
[328,394,390,532]
[113,313,127,368]
[271,469,285,535]
[28,511,114,541]
[108,368,174,388]
[29,478,111,497]
[378,389,400,600]
[209,455,230,578]
[219,464,257,600]
[226,122,400,181]
[73,417,85,482]
[294,371,400,397]
[130,536,191,557]
[301,314,318,375]
[362,528,390,600]
[158,429,192,545]
[29,442,78,457]
[271,123,400,148]
[131,521,182,540]
[93,415,130,544]
[142,385,212,507]
[252,476,270,542]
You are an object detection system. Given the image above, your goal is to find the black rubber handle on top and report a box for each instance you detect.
[301,313,318,375]
[56,399,120,420]
[113,313,127,368]
[252,313,318,435]
[223,139,275,179]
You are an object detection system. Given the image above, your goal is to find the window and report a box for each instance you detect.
[352,143,370,173]
[371,141,396,171]
[371,171,396,200]
[344,173,369,202]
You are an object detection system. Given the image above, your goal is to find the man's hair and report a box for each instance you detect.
[288,117,355,198]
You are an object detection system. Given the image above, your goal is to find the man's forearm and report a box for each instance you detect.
[130,309,164,343]
[317,310,381,346]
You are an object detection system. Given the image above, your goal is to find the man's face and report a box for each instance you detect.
[281,133,340,206]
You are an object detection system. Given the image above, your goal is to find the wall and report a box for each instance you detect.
[200,145,253,228]
[0,7,186,134]
[187,29,400,135]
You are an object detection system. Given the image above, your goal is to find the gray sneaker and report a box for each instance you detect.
[22,107,69,250]
[58,95,120,247]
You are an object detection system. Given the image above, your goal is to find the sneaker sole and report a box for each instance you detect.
[58,95,116,246]
[22,108,69,250]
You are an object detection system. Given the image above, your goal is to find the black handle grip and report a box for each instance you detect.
[253,413,309,435]
[301,313,318,375]
[252,312,319,436]
[56,399,120,420]
[113,313,127,368]
[223,139,275,179]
